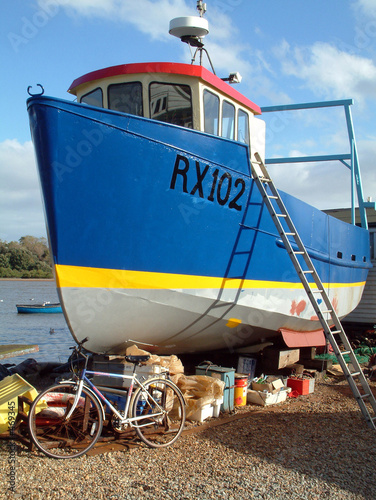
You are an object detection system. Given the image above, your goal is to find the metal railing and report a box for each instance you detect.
[261,99,375,229]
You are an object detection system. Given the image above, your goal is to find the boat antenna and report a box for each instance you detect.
[169,1,216,74]
[197,1,206,17]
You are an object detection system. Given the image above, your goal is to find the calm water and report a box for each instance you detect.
[0,280,73,364]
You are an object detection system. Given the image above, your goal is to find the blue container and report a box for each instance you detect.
[103,391,127,412]
[136,400,147,416]
[195,364,235,412]
[237,356,257,380]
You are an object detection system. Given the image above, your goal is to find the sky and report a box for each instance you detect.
[1,0,376,242]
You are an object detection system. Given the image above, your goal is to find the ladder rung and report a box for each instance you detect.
[349,372,361,377]
[286,232,296,236]
[312,289,323,293]
[260,177,271,183]
[359,393,371,399]
[268,195,279,199]
[302,270,314,274]
[275,214,287,218]
[293,251,304,254]
[341,350,351,356]
[330,330,342,334]
[320,309,333,314]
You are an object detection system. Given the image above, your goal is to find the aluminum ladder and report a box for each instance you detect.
[251,152,376,429]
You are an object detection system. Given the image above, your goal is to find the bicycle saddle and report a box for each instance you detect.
[125,354,150,364]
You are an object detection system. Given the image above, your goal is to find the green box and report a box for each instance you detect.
[195,364,235,412]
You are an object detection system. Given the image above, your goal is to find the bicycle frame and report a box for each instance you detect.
[65,366,166,427]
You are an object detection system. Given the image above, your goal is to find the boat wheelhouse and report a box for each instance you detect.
[68,62,266,163]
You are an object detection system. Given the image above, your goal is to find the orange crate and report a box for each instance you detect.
[287,378,310,395]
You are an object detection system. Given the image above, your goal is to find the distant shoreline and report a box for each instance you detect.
[0,278,54,282]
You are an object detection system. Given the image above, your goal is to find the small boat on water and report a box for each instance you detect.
[16,303,62,314]
[26,3,373,354]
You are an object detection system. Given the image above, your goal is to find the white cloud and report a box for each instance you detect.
[39,0,193,40]
[268,160,353,210]
[354,0,376,17]
[0,140,46,242]
[37,0,284,103]
[278,41,376,104]
[357,136,376,201]
[203,14,288,104]
[264,128,376,212]
[41,0,251,69]
[207,6,235,41]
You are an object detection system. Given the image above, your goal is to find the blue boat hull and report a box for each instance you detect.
[16,304,62,314]
[27,96,371,354]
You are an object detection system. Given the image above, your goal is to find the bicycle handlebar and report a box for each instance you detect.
[68,338,90,374]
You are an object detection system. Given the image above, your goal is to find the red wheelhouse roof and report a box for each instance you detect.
[68,62,261,115]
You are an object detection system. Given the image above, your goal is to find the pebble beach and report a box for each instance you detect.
[1,378,376,500]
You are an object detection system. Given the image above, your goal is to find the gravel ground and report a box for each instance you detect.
[1,377,376,500]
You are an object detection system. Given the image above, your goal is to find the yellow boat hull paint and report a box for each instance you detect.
[55,264,364,291]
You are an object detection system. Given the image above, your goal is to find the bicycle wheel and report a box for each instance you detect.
[131,378,186,448]
[28,382,103,459]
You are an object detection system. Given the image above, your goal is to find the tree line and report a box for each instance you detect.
[0,236,53,278]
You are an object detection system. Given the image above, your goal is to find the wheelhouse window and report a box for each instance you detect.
[108,82,143,116]
[80,88,103,108]
[238,109,250,145]
[149,83,193,128]
[221,100,235,139]
[204,90,219,135]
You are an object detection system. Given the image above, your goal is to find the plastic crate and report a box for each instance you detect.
[189,403,213,422]
[247,388,289,406]
[237,356,257,380]
[0,374,43,433]
[287,378,310,395]
[92,356,167,388]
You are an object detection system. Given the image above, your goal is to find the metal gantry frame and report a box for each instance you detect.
[261,99,374,230]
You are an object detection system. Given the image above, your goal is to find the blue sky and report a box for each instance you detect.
[1,0,376,241]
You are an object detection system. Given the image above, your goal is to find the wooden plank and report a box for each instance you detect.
[0,344,39,360]
[263,348,300,370]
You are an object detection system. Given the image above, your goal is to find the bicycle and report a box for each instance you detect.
[27,338,186,459]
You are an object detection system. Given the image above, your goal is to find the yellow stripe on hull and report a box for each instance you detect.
[55,264,365,291]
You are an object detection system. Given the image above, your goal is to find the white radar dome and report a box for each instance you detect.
[169,16,209,39]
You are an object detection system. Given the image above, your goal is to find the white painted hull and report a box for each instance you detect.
[59,282,365,354]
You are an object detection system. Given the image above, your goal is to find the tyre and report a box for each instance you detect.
[131,378,186,448]
[28,382,103,459]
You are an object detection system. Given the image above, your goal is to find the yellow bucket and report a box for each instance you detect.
[234,375,248,406]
